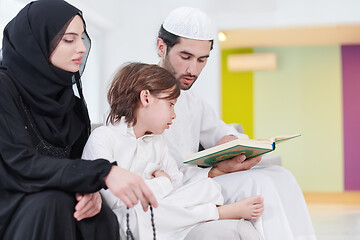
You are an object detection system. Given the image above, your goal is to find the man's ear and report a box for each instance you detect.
[139,90,151,107]
[157,38,167,58]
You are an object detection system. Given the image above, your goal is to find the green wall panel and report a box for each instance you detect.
[253,46,343,192]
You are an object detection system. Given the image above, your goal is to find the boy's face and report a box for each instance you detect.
[158,37,212,90]
[146,92,177,135]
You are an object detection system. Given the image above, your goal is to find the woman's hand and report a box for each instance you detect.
[74,192,102,221]
[152,170,172,182]
[104,166,158,211]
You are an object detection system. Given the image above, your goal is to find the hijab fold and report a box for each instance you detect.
[1,0,91,147]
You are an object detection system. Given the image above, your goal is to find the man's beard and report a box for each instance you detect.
[163,55,197,90]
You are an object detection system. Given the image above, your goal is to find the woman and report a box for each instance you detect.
[0,1,157,240]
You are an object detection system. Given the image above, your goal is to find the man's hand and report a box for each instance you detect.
[208,135,262,178]
[74,192,102,221]
[208,154,262,178]
[104,166,158,211]
[216,134,238,145]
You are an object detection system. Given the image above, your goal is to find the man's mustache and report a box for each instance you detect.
[180,74,197,79]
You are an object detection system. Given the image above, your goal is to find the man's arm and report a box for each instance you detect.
[208,135,262,178]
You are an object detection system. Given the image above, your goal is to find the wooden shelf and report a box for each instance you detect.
[220,25,360,49]
[303,191,360,204]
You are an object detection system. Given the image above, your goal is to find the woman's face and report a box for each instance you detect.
[49,15,86,72]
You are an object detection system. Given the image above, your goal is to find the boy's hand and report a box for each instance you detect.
[104,166,158,211]
[152,170,172,182]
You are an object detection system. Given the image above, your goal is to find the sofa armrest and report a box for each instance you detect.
[258,154,282,166]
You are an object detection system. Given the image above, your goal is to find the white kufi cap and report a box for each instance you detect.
[163,7,215,40]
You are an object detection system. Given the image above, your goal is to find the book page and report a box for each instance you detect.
[273,134,301,143]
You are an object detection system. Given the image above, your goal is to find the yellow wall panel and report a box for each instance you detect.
[221,48,254,138]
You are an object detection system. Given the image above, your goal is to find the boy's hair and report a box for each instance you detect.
[158,25,214,53]
[107,62,180,125]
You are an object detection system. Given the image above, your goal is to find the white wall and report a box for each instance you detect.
[72,0,223,123]
[1,0,360,123]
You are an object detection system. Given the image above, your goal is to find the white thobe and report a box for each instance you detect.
[162,89,317,240]
[82,118,223,240]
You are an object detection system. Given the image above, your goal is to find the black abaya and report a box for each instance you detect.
[2,191,119,240]
[0,73,117,239]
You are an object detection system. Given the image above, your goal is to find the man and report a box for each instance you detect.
[157,7,316,240]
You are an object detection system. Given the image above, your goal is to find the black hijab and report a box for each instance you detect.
[1,0,91,147]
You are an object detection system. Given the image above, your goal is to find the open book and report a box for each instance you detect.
[184,134,301,167]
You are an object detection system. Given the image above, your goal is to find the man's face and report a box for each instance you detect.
[158,37,212,90]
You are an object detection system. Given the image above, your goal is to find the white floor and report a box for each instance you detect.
[308,204,360,240]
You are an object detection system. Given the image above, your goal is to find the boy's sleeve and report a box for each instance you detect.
[179,164,210,184]
[142,136,183,200]
[81,127,114,162]
[144,177,174,200]
[81,128,122,208]
[160,138,184,189]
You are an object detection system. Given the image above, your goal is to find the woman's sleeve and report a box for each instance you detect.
[0,80,112,194]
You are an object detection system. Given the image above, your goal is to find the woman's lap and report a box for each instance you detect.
[3,190,119,240]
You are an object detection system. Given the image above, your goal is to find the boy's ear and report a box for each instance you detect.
[157,38,167,58]
[140,90,151,106]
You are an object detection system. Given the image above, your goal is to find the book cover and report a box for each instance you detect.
[184,134,300,167]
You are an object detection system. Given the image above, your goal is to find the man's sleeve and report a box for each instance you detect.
[198,96,248,149]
